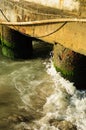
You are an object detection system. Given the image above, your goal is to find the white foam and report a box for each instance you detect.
[9,58,86,130]
[39,60,86,130]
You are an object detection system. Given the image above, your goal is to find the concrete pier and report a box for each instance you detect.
[0,0,86,89]
[1,26,33,59]
[54,43,86,89]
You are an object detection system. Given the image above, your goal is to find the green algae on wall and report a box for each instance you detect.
[54,65,74,81]
[53,42,86,89]
[2,46,15,59]
[1,26,33,59]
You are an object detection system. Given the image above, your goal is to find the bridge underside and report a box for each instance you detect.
[0,0,86,89]
[0,0,86,56]
[8,21,86,56]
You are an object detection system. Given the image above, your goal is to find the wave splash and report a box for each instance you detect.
[11,59,86,130]
[37,60,86,130]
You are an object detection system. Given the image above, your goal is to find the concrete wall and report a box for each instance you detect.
[25,0,80,11]
[0,0,86,88]
[25,0,86,17]
[0,0,86,56]
[0,0,57,23]
[0,0,86,24]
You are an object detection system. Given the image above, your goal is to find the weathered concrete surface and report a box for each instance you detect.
[0,0,80,22]
[17,21,86,56]
[0,0,86,89]
[0,0,86,55]
[0,0,85,22]
[25,0,80,11]
[54,43,86,89]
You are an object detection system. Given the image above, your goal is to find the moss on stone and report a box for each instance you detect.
[2,46,15,59]
[54,64,74,81]
[0,36,1,44]
[1,38,15,48]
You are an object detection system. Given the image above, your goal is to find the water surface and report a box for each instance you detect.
[0,41,86,130]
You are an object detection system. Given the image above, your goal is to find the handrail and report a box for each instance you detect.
[0,18,86,26]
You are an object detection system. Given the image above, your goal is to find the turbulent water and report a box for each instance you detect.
[0,41,86,130]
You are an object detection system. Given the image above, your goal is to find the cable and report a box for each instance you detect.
[0,8,68,39]
[37,21,67,38]
[0,9,10,22]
